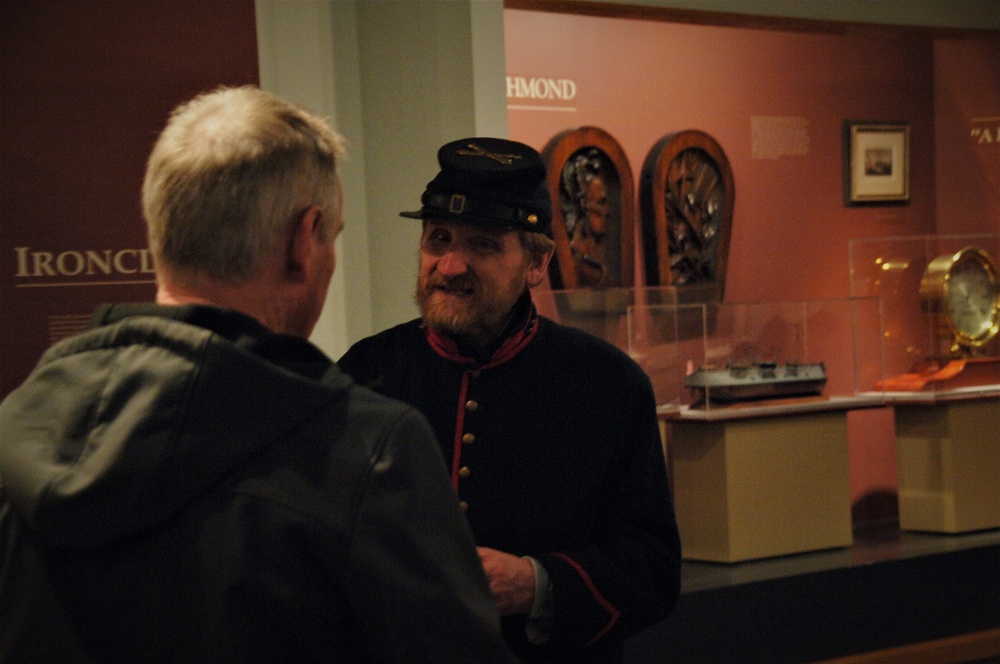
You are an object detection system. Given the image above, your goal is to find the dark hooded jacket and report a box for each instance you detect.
[0,303,515,664]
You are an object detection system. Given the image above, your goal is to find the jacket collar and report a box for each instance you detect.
[91,303,332,380]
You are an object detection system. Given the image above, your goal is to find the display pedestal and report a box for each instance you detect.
[895,398,1000,533]
[668,406,853,563]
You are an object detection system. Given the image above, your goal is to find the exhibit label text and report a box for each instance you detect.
[14,246,155,280]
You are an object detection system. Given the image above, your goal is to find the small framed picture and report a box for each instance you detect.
[843,121,910,205]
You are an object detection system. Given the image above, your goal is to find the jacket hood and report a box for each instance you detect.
[0,305,343,549]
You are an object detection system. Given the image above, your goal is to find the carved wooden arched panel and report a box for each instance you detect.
[640,130,734,298]
[541,127,635,289]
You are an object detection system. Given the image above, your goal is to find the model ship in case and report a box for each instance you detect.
[685,361,827,403]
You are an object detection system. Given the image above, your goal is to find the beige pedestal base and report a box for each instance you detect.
[895,399,1000,533]
[669,410,852,563]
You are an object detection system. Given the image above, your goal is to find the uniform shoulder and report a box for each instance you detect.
[539,316,643,370]
[340,319,422,360]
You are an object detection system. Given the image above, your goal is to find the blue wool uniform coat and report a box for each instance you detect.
[339,296,681,664]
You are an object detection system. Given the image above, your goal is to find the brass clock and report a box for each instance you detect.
[919,246,1000,356]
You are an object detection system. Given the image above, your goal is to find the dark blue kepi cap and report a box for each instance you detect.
[400,137,552,237]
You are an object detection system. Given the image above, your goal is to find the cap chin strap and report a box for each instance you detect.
[422,192,541,230]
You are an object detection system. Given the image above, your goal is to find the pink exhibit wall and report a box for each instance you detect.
[934,35,1000,236]
[505,8,939,299]
[505,8,999,523]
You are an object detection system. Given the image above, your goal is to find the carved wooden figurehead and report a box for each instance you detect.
[541,127,635,290]
[640,130,734,301]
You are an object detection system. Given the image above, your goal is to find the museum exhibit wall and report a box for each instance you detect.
[506,10,938,301]
[502,5,1000,522]
[1,0,260,398]
[1,0,506,398]
[3,0,998,530]
[934,36,1000,235]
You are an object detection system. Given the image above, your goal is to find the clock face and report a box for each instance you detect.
[946,254,998,340]
[920,246,1000,356]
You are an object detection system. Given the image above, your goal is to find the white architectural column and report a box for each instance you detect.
[256,0,372,358]
[353,0,508,335]
[256,0,507,358]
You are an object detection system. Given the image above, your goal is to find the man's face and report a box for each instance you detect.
[416,220,544,346]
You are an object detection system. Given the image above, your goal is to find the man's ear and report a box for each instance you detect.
[526,247,554,288]
[286,205,324,283]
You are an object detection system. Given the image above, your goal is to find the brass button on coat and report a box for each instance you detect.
[465,399,479,412]
[462,432,475,444]
[458,466,471,479]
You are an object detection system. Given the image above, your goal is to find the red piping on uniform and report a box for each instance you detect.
[550,552,622,646]
[425,306,540,490]
[451,372,472,487]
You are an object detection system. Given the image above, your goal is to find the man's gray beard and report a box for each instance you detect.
[416,287,506,343]
[416,284,473,336]
[421,302,471,336]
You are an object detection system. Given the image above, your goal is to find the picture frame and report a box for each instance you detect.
[843,121,910,205]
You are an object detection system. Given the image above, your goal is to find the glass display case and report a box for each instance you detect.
[531,284,715,361]
[535,289,887,560]
[625,298,884,413]
[614,297,882,561]
[533,287,884,414]
[849,233,1000,400]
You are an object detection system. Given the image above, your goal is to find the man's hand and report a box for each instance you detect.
[477,547,537,616]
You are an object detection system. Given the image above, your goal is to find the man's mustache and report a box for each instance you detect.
[427,275,476,292]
